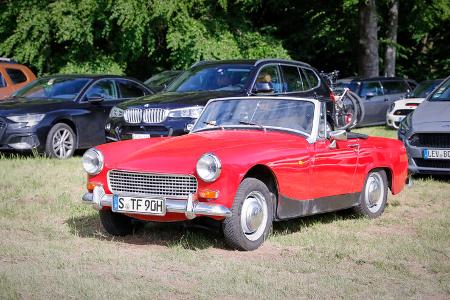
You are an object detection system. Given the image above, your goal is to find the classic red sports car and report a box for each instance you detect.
[82,96,408,250]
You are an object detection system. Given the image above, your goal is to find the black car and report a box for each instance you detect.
[144,70,182,93]
[347,77,416,126]
[106,59,334,141]
[0,75,153,158]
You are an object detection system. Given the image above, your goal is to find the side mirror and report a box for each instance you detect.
[87,94,104,103]
[328,130,347,149]
[329,130,348,141]
[253,82,273,94]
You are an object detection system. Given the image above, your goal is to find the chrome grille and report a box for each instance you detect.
[108,170,198,197]
[124,108,142,124]
[143,108,168,124]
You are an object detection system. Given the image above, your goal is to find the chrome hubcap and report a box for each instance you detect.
[240,191,268,241]
[52,128,74,158]
[365,173,384,213]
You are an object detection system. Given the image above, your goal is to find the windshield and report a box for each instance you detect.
[13,77,91,100]
[193,98,316,135]
[144,71,181,87]
[166,64,253,92]
[411,80,442,98]
[429,78,450,101]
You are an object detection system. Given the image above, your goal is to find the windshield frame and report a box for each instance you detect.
[191,96,321,143]
[165,64,254,93]
[12,77,93,101]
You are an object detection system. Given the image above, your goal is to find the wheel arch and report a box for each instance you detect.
[49,118,78,147]
[242,164,279,215]
[367,166,393,192]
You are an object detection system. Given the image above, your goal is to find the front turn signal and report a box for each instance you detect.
[199,189,219,200]
[87,182,101,193]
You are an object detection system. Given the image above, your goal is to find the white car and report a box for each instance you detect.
[386,79,443,129]
[386,97,424,129]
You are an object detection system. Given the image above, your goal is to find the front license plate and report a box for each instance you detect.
[112,195,166,215]
[423,149,450,160]
[132,133,151,139]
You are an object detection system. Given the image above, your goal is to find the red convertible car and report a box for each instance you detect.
[82,96,408,250]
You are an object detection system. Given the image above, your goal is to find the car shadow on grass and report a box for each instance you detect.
[66,209,361,251]
[66,214,227,250]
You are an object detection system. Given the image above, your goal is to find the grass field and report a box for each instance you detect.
[0,126,449,299]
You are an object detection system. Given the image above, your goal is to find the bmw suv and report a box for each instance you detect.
[105,59,335,141]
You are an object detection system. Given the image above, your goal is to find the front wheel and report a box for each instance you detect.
[99,210,134,236]
[45,123,76,159]
[353,169,388,218]
[222,178,273,251]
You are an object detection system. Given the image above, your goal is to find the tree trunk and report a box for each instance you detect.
[384,0,399,77]
[358,0,379,78]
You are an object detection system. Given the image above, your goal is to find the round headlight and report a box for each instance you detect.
[82,148,104,175]
[196,153,221,182]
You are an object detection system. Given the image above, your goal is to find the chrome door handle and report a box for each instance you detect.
[348,144,359,148]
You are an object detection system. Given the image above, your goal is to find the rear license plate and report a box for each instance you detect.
[423,149,450,160]
[112,195,165,215]
[132,133,151,139]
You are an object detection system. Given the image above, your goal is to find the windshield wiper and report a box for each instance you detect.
[238,120,266,131]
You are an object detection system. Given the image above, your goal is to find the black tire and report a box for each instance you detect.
[353,169,388,218]
[45,123,76,159]
[99,210,134,236]
[222,178,273,251]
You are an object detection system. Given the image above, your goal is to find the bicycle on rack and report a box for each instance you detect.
[320,70,364,130]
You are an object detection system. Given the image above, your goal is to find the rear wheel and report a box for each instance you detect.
[353,169,388,218]
[222,178,273,251]
[99,210,134,236]
[45,123,76,159]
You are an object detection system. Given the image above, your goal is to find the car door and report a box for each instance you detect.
[310,137,359,200]
[359,80,386,125]
[77,79,121,146]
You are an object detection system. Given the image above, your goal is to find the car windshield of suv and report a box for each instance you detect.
[166,64,252,92]
[13,77,91,100]
[193,98,315,135]
[429,79,450,101]
[410,80,442,98]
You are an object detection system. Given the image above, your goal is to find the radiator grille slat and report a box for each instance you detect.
[124,108,142,124]
[143,108,168,123]
[108,170,197,197]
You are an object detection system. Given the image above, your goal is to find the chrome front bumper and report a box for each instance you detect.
[82,185,232,219]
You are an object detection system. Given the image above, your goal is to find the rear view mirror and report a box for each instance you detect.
[329,130,348,141]
[253,82,273,94]
[328,130,347,149]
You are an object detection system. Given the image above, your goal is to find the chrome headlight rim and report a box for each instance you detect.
[82,148,104,175]
[196,153,222,182]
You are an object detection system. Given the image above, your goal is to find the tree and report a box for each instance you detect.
[358,0,379,77]
[383,0,399,76]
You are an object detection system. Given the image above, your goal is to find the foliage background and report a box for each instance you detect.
[0,0,448,81]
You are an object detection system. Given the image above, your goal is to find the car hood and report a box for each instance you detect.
[116,90,243,109]
[99,129,308,174]
[0,97,73,116]
[396,97,424,105]
[412,100,450,132]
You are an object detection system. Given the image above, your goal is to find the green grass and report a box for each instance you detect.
[0,129,449,299]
